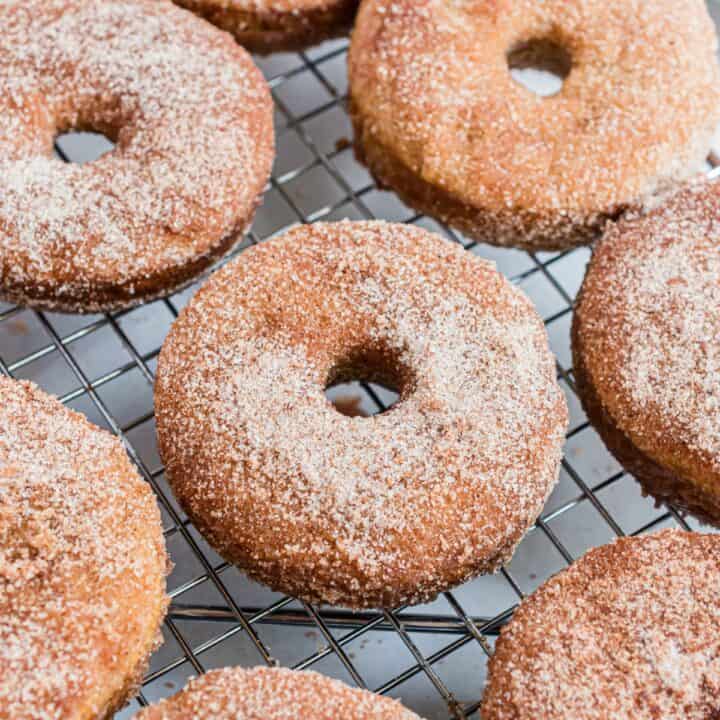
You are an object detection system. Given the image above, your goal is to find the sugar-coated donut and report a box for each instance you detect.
[134,667,422,719]
[0,0,274,313]
[172,0,358,54]
[155,221,567,609]
[572,178,720,525]
[349,0,720,251]
[482,529,720,719]
[0,378,168,720]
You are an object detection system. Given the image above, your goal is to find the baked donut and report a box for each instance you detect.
[348,0,720,251]
[0,378,168,720]
[0,0,273,313]
[172,0,358,54]
[134,666,422,719]
[572,178,720,525]
[482,529,720,719]
[155,221,567,609]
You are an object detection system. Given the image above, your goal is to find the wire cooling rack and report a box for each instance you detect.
[2,7,720,717]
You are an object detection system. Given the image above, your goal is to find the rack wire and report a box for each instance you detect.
[2,15,719,718]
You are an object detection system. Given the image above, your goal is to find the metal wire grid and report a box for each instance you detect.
[1,26,719,720]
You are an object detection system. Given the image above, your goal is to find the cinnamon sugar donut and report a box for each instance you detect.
[134,667,422,719]
[172,0,358,54]
[572,178,720,525]
[0,378,168,720]
[482,529,720,720]
[155,221,567,609]
[0,0,273,313]
[349,0,720,251]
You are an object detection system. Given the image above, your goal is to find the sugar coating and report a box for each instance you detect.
[134,666,422,719]
[0,0,273,312]
[575,178,720,488]
[482,529,720,719]
[0,378,168,720]
[155,221,568,608]
[349,0,720,250]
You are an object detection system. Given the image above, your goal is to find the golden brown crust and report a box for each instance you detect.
[349,0,720,251]
[572,178,720,525]
[0,0,274,313]
[0,378,168,720]
[482,530,720,720]
[155,221,567,609]
[133,667,422,719]
[172,0,358,54]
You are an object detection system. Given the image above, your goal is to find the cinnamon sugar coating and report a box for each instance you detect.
[155,221,567,609]
[349,0,720,251]
[134,666,422,719]
[482,530,720,719]
[172,0,358,54]
[572,178,720,524]
[0,0,274,313]
[0,378,168,720]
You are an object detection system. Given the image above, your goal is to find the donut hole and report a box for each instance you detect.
[507,38,572,97]
[55,130,116,164]
[324,347,409,417]
[325,380,400,417]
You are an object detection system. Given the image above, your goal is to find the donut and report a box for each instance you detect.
[171,0,358,54]
[572,178,720,525]
[0,0,274,313]
[134,666,422,719]
[481,529,720,719]
[155,220,567,609]
[0,378,168,720]
[348,0,720,251]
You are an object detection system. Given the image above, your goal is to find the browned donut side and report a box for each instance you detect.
[0,204,257,314]
[173,0,358,54]
[173,499,535,609]
[350,102,624,252]
[95,647,164,720]
[572,311,720,526]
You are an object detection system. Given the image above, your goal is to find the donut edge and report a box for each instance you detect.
[350,96,720,252]
[571,290,720,528]
[161,489,544,609]
[0,200,260,314]
[349,99,627,252]
[94,613,168,720]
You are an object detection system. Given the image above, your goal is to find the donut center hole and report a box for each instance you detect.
[55,130,115,164]
[507,38,571,97]
[325,348,407,417]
